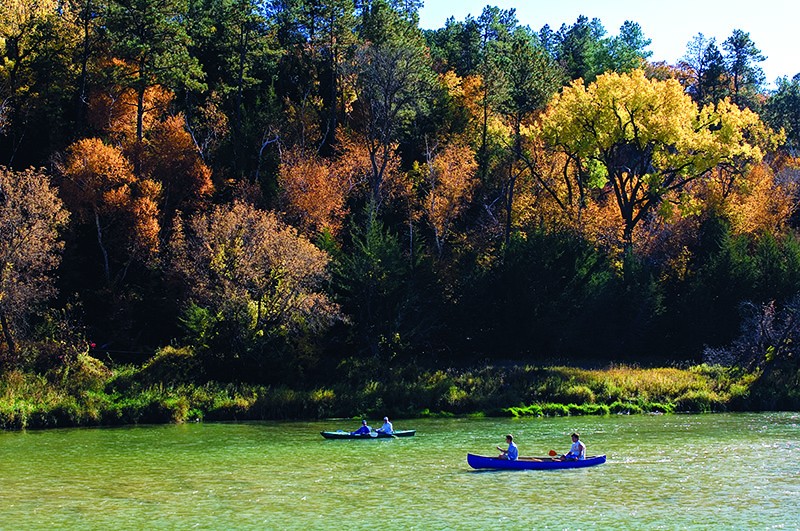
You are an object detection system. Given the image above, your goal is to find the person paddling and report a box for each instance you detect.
[350,419,372,435]
[497,434,518,460]
[376,416,393,435]
[562,432,586,460]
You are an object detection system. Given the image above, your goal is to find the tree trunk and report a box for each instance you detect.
[0,309,16,359]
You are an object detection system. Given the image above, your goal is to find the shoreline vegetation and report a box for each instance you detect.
[4,3,800,432]
[1,348,797,431]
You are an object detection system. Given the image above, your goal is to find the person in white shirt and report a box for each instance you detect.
[376,416,393,434]
[563,432,586,460]
[497,434,518,460]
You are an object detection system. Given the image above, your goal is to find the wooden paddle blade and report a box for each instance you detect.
[548,449,557,456]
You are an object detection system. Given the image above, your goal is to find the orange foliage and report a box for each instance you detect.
[131,179,163,257]
[423,142,477,252]
[278,148,351,237]
[87,64,208,211]
[725,164,796,236]
[337,131,407,207]
[61,137,162,263]
[460,75,484,125]
[60,138,136,219]
[143,114,213,214]
[88,61,173,146]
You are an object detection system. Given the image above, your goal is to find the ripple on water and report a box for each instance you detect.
[0,413,798,529]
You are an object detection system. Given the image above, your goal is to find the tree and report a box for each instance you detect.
[105,0,205,162]
[554,15,605,82]
[764,74,800,150]
[722,29,765,109]
[60,137,159,284]
[424,15,481,77]
[679,33,728,106]
[0,166,69,359]
[62,0,109,133]
[334,208,430,359]
[85,83,213,218]
[497,26,563,243]
[310,0,359,153]
[0,0,79,166]
[473,6,516,182]
[141,113,214,218]
[350,39,432,209]
[277,146,352,237]
[421,142,477,256]
[597,20,652,74]
[540,70,774,255]
[268,0,358,154]
[170,200,339,360]
[188,0,278,178]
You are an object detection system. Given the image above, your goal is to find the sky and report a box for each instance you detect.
[418,0,799,86]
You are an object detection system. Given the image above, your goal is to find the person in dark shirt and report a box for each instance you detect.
[350,420,372,435]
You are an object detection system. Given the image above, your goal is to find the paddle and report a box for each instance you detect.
[369,430,378,438]
[548,449,558,456]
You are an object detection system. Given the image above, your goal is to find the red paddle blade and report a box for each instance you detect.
[548,450,557,456]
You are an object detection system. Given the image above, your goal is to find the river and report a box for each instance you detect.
[0,413,797,529]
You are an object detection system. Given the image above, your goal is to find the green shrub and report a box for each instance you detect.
[66,354,112,393]
[506,404,543,417]
[674,390,724,412]
[563,385,596,404]
[541,403,570,416]
[567,403,610,416]
[140,346,202,385]
[609,401,643,414]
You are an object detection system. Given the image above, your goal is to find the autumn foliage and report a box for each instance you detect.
[2,1,800,388]
[0,167,68,357]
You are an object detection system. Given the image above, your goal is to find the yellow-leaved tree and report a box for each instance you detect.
[421,142,478,256]
[539,70,777,254]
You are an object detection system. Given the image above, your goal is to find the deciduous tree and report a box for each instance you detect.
[0,166,68,359]
[421,142,477,255]
[277,146,351,237]
[540,70,774,255]
[60,137,159,283]
[171,200,339,352]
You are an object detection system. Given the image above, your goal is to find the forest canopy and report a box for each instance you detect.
[1,0,800,386]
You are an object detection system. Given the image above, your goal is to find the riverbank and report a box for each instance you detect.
[2,349,797,430]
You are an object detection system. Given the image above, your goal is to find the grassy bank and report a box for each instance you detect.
[2,348,796,430]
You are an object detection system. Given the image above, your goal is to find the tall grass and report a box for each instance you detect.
[0,349,784,430]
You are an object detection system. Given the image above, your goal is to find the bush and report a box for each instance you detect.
[65,354,112,393]
[563,385,596,404]
[140,346,202,385]
[674,390,724,412]
[541,403,570,416]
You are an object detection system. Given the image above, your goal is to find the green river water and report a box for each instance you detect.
[0,413,797,530]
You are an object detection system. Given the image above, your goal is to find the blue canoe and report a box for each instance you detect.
[320,430,416,439]
[467,453,606,470]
